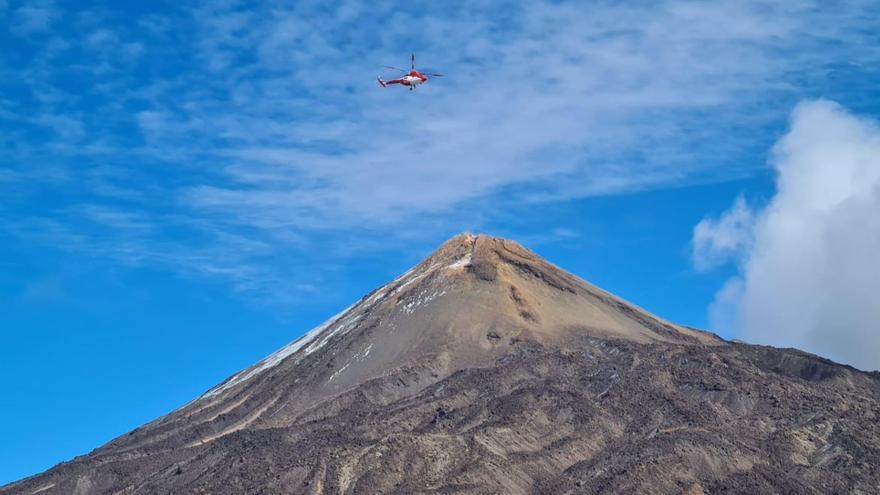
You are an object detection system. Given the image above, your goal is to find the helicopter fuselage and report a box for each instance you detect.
[401,72,428,86]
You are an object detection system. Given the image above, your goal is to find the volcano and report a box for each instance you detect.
[3,234,879,494]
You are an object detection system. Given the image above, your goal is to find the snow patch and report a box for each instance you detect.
[303,312,363,355]
[398,288,447,314]
[447,253,471,270]
[364,287,388,305]
[352,343,374,362]
[392,263,439,294]
[327,360,352,383]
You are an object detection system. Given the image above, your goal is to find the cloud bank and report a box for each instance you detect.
[695,100,880,371]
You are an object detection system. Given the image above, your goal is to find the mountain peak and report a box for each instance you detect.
[201,233,721,400]
[426,232,514,265]
[190,233,721,406]
[422,233,576,289]
[430,232,529,256]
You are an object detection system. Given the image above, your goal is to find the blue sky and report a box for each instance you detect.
[2,0,879,485]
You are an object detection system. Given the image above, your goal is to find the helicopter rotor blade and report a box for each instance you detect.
[412,53,415,71]
[426,73,444,77]
[383,65,408,73]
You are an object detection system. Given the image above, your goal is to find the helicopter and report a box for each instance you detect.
[377,53,444,90]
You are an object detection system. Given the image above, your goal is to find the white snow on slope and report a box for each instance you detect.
[447,253,471,270]
[202,303,355,398]
[398,288,447,315]
[200,260,425,399]
[302,312,363,355]
[392,263,440,295]
[199,251,470,400]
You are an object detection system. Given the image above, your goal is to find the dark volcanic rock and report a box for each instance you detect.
[3,234,879,494]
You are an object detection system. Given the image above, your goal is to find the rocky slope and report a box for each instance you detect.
[3,234,879,494]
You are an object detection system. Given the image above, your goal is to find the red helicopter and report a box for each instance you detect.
[377,53,444,91]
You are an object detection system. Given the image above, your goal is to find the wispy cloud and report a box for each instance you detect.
[2,0,879,303]
[10,0,57,36]
[692,196,755,272]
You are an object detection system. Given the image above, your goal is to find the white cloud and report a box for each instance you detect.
[707,277,744,340]
[692,196,755,271]
[700,100,880,371]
